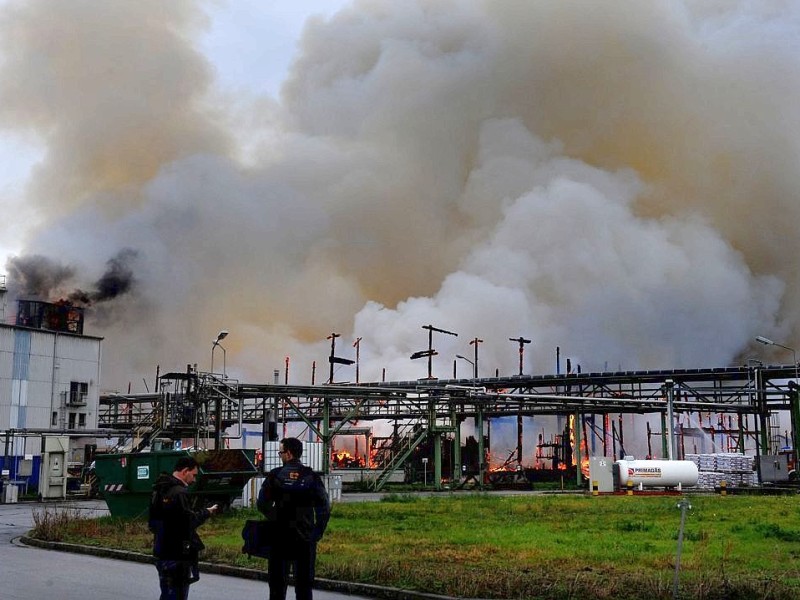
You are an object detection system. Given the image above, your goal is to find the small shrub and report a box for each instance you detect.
[677,528,708,542]
[380,493,418,503]
[31,506,86,542]
[756,522,800,542]
[617,520,652,532]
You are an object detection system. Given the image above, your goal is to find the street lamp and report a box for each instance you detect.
[456,354,476,379]
[755,336,798,381]
[211,330,229,376]
[756,336,800,456]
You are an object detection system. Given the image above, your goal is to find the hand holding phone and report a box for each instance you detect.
[209,504,219,514]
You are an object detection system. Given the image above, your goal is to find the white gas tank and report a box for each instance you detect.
[615,458,699,488]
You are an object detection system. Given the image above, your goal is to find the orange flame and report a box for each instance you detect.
[568,415,591,478]
[331,449,366,468]
[569,415,576,467]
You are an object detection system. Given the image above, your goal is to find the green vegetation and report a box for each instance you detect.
[31,493,800,599]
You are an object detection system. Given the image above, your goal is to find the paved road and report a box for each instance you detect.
[0,499,374,600]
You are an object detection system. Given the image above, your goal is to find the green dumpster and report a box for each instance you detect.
[94,449,257,518]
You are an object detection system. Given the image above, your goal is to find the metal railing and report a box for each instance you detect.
[372,426,429,491]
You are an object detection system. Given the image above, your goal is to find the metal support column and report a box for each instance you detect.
[665,380,675,460]
[322,397,331,475]
[261,401,269,474]
[477,409,485,490]
[790,386,800,457]
[453,408,462,484]
[434,433,442,491]
[214,394,222,450]
[737,413,745,453]
[575,412,582,487]
[755,368,770,455]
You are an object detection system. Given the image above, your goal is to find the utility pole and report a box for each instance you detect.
[469,337,483,379]
[327,332,355,384]
[509,336,532,375]
[327,333,340,384]
[411,324,458,379]
[353,337,362,384]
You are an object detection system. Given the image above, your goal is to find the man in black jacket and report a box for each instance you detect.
[257,437,330,600]
[149,456,218,600]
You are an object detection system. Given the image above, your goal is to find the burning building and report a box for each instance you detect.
[0,278,103,495]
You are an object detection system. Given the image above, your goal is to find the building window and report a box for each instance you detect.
[68,412,76,429]
[78,413,86,428]
[69,381,89,405]
[52,411,58,426]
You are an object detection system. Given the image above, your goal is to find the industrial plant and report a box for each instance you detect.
[2,275,799,508]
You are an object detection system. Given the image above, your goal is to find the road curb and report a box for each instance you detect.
[19,536,459,600]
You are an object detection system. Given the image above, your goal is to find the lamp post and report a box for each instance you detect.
[755,336,798,381]
[211,330,229,376]
[756,336,799,455]
[456,354,476,378]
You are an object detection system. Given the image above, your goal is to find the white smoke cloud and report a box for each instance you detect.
[1,0,798,390]
[353,117,783,380]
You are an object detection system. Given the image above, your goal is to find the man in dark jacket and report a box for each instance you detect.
[257,437,330,600]
[149,456,218,600]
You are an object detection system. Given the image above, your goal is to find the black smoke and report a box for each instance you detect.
[6,255,75,300]
[75,249,138,304]
[6,248,138,307]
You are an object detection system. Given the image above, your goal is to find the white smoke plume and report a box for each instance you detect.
[1,0,798,391]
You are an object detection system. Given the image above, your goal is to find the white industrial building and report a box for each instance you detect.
[0,322,102,435]
[1,278,103,495]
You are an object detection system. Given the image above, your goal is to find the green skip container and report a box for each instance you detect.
[94,449,258,518]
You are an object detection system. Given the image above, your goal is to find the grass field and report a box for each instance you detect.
[31,492,800,599]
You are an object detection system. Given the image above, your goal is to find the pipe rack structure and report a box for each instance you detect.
[99,364,800,490]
